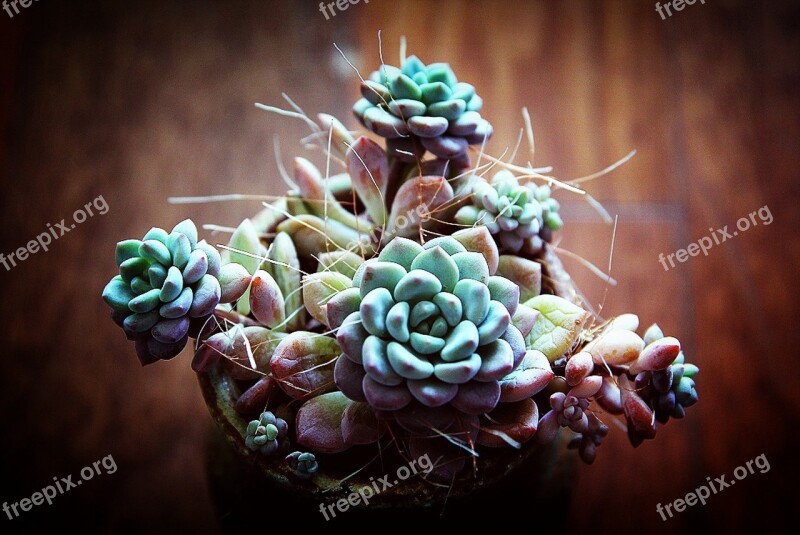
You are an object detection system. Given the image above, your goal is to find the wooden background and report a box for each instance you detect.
[1,0,797,532]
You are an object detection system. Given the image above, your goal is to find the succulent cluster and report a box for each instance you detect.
[103,47,701,488]
[102,220,225,364]
[456,170,562,254]
[635,324,699,424]
[567,413,609,465]
[578,317,701,447]
[245,411,289,456]
[330,235,528,415]
[353,56,492,164]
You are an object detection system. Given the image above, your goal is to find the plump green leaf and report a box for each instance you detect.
[524,295,589,362]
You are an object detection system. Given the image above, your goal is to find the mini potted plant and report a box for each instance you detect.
[102,45,699,523]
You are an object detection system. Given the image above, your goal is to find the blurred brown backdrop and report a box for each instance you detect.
[1,0,798,532]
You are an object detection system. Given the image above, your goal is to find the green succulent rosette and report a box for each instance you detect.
[455,170,562,254]
[285,451,319,480]
[328,234,528,414]
[353,55,492,164]
[245,411,289,456]
[102,220,225,364]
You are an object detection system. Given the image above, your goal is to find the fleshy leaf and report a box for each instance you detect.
[218,263,252,304]
[293,157,371,232]
[235,376,279,416]
[362,376,413,410]
[228,219,261,274]
[524,294,590,362]
[567,376,603,399]
[385,175,453,239]
[477,398,538,448]
[452,226,499,275]
[496,255,541,302]
[378,237,424,271]
[410,246,459,293]
[325,287,362,331]
[346,136,389,226]
[171,219,198,248]
[565,351,594,386]
[451,252,490,283]
[267,232,304,331]
[208,326,285,381]
[596,376,623,414]
[277,215,372,258]
[511,305,539,339]
[359,261,407,297]
[341,401,382,445]
[629,336,681,375]
[249,270,286,329]
[586,328,645,366]
[295,392,352,454]
[334,354,367,402]
[487,276,520,317]
[270,331,339,400]
[498,350,554,402]
[619,376,656,442]
[228,219,261,316]
[302,271,352,327]
[317,251,364,279]
[450,380,501,414]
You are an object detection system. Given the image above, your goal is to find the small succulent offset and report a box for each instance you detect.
[245,411,289,456]
[103,220,225,364]
[572,317,701,448]
[456,170,563,254]
[331,235,527,414]
[353,55,492,164]
[285,451,319,480]
[635,324,699,424]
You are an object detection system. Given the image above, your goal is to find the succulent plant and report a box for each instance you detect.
[581,318,700,448]
[103,220,233,364]
[635,324,699,424]
[536,374,603,442]
[263,134,455,257]
[329,233,529,414]
[567,413,609,465]
[455,170,562,254]
[353,55,492,164]
[102,44,702,488]
[285,451,319,479]
[245,411,289,456]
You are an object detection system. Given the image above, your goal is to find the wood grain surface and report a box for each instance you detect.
[1,0,797,532]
